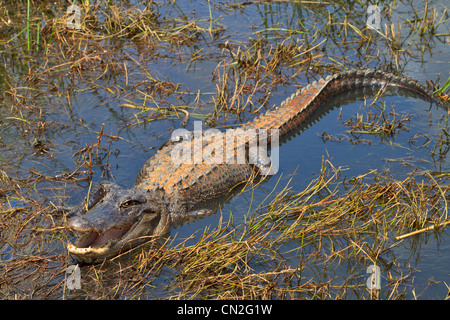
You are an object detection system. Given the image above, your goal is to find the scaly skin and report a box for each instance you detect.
[65,68,445,264]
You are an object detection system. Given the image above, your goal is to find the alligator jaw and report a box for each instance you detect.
[67,218,140,264]
[67,222,135,256]
[67,208,170,264]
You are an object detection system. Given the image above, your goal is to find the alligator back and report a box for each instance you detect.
[134,135,254,216]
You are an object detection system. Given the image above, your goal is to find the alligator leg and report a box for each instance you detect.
[248,129,279,176]
[187,208,216,217]
[248,147,271,174]
[170,208,217,227]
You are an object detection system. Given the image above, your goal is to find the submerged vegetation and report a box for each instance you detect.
[0,0,449,299]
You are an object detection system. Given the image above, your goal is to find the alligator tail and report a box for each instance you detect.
[243,69,446,140]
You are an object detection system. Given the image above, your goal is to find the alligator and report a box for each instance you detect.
[64,68,445,264]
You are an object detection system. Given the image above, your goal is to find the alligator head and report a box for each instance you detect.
[66,182,169,264]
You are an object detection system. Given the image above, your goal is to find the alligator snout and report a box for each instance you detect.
[67,215,94,232]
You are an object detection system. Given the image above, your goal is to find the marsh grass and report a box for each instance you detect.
[3,155,448,299]
[342,102,411,141]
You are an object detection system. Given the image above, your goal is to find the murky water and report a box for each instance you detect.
[0,0,449,299]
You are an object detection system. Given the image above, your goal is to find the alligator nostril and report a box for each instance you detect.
[66,216,93,232]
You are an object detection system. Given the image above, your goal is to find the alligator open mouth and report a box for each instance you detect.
[68,222,135,255]
[66,210,168,264]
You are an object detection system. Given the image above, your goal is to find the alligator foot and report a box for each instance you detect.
[249,148,277,176]
[171,208,217,226]
[188,208,216,217]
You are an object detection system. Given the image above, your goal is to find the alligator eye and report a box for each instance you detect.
[120,199,144,208]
